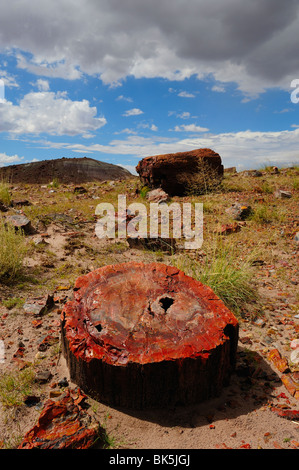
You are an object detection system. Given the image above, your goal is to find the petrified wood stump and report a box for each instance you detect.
[136,148,223,196]
[61,262,239,409]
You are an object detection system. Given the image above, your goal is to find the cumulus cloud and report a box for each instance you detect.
[0,91,106,136]
[0,152,24,166]
[0,1,298,95]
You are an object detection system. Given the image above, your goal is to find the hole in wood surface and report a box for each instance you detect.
[159,296,174,312]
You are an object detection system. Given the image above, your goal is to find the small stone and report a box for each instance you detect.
[146,188,169,203]
[225,203,252,221]
[6,214,33,234]
[290,339,299,350]
[35,370,52,384]
[0,201,9,212]
[290,349,299,366]
[24,395,40,407]
[23,294,55,316]
[58,377,69,388]
[49,390,62,398]
[274,189,292,199]
[74,186,87,194]
[12,200,32,207]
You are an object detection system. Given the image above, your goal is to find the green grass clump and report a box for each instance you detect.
[2,297,25,310]
[174,238,258,316]
[0,218,28,283]
[0,368,35,408]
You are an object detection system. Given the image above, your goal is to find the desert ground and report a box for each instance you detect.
[0,166,298,450]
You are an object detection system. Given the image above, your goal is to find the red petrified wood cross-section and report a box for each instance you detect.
[61,262,239,409]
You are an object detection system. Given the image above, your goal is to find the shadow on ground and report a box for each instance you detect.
[102,345,280,429]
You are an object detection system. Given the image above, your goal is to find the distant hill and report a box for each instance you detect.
[0,157,132,184]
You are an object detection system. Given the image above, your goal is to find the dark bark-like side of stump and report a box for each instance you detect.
[61,262,239,409]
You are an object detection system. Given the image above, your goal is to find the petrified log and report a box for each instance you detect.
[18,388,102,449]
[61,262,239,409]
[136,148,223,196]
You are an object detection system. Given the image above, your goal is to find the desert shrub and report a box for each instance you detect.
[0,218,27,282]
[178,159,222,195]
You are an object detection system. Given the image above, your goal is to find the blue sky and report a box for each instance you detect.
[0,0,299,174]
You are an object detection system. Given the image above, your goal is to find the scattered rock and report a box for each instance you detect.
[274,189,292,199]
[294,232,299,243]
[224,167,237,174]
[23,294,55,316]
[290,349,299,366]
[280,374,299,399]
[11,199,32,207]
[37,334,59,351]
[18,388,103,449]
[225,202,252,220]
[146,188,169,203]
[290,339,299,350]
[6,214,33,234]
[74,186,87,194]
[127,236,176,253]
[58,377,69,388]
[270,407,299,420]
[0,201,9,212]
[216,222,241,235]
[24,395,41,407]
[35,370,53,384]
[267,349,289,373]
[243,170,262,177]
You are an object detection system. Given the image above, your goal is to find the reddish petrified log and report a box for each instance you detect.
[136,148,223,196]
[61,262,239,409]
[18,388,102,449]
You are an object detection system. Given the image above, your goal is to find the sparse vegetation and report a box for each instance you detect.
[0,367,35,408]
[179,159,222,195]
[174,237,258,315]
[0,180,11,206]
[0,218,28,283]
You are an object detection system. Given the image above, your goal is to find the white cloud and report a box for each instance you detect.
[123,108,144,117]
[138,122,158,131]
[35,79,50,91]
[212,85,226,93]
[0,1,297,96]
[0,152,24,167]
[36,128,299,170]
[177,112,191,119]
[116,95,133,102]
[0,70,19,88]
[178,91,196,98]
[173,124,209,132]
[0,91,106,136]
